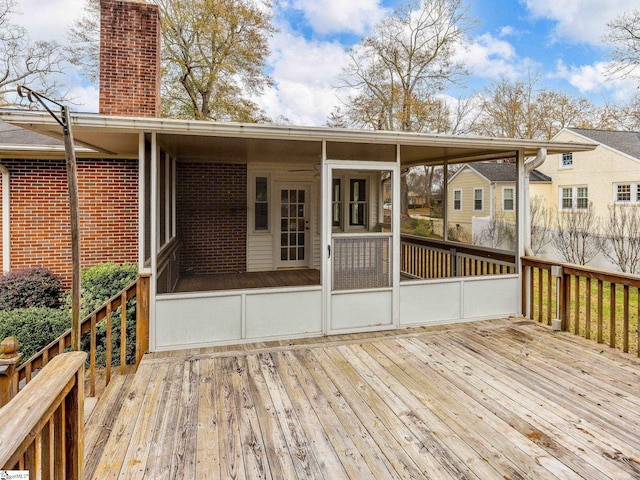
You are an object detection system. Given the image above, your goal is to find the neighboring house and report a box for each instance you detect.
[0,0,595,351]
[533,128,640,221]
[447,162,552,236]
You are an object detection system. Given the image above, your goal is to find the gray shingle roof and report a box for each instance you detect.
[0,118,63,147]
[469,162,551,183]
[568,128,640,160]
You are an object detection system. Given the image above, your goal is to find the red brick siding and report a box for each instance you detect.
[0,159,138,287]
[99,0,161,117]
[177,163,246,274]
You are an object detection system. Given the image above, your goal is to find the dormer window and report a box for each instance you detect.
[561,153,573,168]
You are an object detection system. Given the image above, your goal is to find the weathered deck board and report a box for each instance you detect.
[83,373,135,480]
[87,319,640,479]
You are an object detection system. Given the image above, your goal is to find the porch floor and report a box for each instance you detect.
[87,319,640,479]
[173,268,320,292]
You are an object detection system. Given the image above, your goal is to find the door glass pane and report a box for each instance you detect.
[280,188,306,262]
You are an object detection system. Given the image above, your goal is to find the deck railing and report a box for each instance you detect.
[0,273,150,406]
[0,352,86,479]
[401,235,516,279]
[521,256,640,356]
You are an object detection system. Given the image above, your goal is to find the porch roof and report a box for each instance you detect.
[0,109,596,164]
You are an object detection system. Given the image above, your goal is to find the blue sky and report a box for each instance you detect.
[12,0,640,126]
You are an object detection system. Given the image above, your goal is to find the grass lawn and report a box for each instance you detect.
[531,272,639,355]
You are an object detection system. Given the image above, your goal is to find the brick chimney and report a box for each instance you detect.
[99,0,161,117]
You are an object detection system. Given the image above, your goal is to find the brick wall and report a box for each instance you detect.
[99,0,161,117]
[0,159,138,286]
[177,163,247,275]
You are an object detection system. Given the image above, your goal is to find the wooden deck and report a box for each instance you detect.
[86,319,640,479]
[173,269,320,292]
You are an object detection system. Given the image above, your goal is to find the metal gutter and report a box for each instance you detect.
[0,109,598,155]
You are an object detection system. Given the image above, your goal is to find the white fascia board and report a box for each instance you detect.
[0,110,598,154]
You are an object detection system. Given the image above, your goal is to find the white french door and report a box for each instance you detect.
[277,184,310,268]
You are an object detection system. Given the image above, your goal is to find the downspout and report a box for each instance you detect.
[523,148,546,256]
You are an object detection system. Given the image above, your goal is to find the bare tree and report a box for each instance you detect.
[474,214,516,250]
[336,0,472,216]
[604,8,640,81]
[66,0,99,83]
[553,204,601,265]
[529,195,553,256]
[474,74,600,140]
[601,204,640,274]
[0,0,67,105]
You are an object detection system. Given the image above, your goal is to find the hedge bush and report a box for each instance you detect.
[65,263,139,366]
[0,308,70,361]
[0,267,63,310]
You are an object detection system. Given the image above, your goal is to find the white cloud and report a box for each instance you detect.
[256,28,351,125]
[292,0,388,35]
[522,0,639,44]
[551,59,637,101]
[454,33,533,81]
[10,0,85,42]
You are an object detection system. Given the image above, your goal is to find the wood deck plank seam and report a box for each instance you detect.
[296,348,405,480]
[331,342,510,480]
[270,353,352,479]
[243,355,299,480]
[368,338,569,480]
[440,333,639,479]
[316,345,433,479]
[404,335,612,480]
[449,330,640,454]
[356,339,550,480]
[256,352,326,479]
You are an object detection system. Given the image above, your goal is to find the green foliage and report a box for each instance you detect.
[0,308,70,361]
[78,263,138,366]
[62,262,139,367]
[77,262,138,316]
[0,267,63,310]
[402,217,437,238]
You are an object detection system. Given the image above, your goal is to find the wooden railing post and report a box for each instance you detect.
[450,247,457,277]
[66,357,85,480]
[0,337,23,408]
[136,273,151,366]
[561,271,570,332]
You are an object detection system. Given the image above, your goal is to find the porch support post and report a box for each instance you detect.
[516,148,528,316]
[393,144,401,328]
[149,131,158,351]
[321,139,329,335]
[138,132,147,271]
[443,159,449,241]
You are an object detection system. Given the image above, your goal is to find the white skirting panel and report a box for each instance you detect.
[330,290,393,332]
[154,286,322,351]
[400,275,519,327]
[245,290,322,338]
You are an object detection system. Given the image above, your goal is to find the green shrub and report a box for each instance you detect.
[0,267,62,310]
[78,262,139,316]
[0,308,70,361]
[64,263,139,367]
[402,217,435,238]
